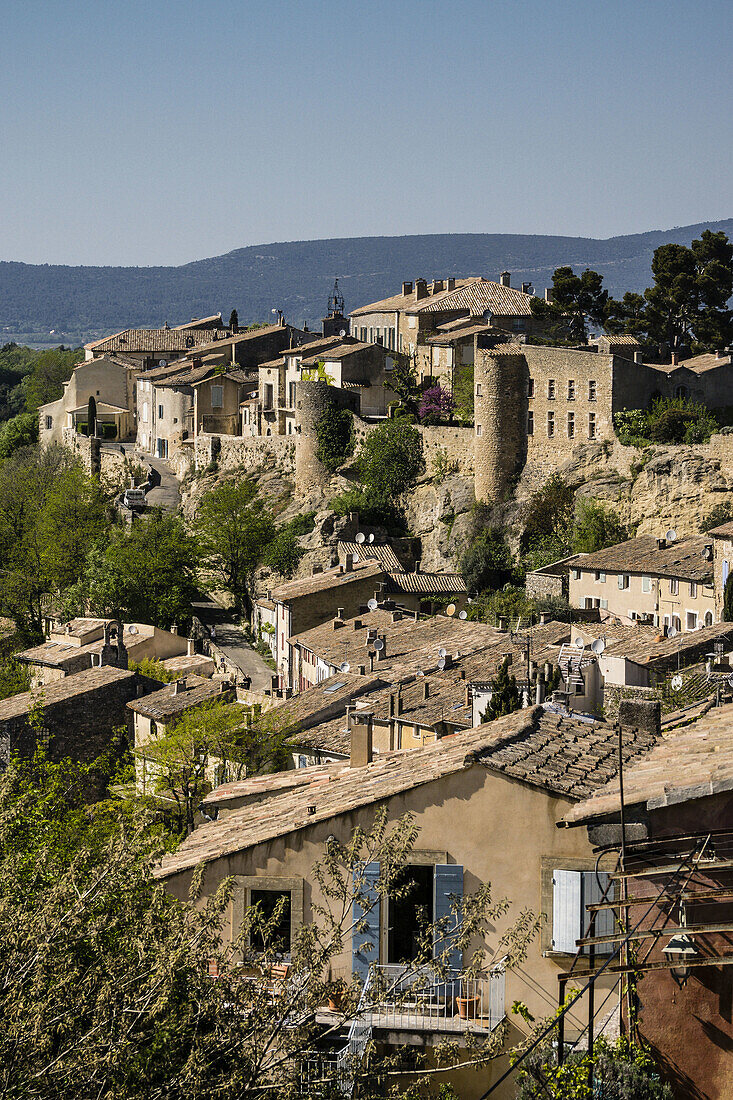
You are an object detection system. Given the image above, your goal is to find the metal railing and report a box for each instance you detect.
[363,961,506,1033]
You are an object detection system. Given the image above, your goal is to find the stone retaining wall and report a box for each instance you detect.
[603,683,662,722]
[194,433,296,475]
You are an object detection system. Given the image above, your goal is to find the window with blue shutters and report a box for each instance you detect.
[352,862,380,980]
[552,869,614,955]
[433,864,463,972]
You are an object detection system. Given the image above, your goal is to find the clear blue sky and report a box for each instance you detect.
[1,0,731,266]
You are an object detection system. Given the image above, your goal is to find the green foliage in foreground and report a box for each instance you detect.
[196,479,274,612]
[0,657,32,701]
[515,1035,672,1099]
[332,419,425,529]
[0,411,39,459]
[315,404,355,472]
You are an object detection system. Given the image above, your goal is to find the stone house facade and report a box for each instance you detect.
[709,521,733,618]
[155,705,657,1100]
[567,535,716,630]
[39,354,139,446]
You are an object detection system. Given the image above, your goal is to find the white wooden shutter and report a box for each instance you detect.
[582,871,614,955]
[552,870,581,953]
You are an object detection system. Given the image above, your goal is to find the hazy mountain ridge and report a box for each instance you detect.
[2,220,732,346]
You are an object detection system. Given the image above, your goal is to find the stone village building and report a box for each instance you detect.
[155,702,660,1100]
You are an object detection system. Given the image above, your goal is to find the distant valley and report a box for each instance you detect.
[2,219,732,347]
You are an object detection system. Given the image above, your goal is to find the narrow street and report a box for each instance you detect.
[191,596,274,692]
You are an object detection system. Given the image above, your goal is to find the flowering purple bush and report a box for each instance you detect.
[418,385,455,423]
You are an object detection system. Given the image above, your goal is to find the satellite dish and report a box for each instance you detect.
[355,532,365,544]
[127,625,138,635]
[339,662,351,673]
[727,673,733,688]
[671,674,683,690]
[159,359,167,368]
[416,669,425,678]
[438,647,448,659]
[668,626,678,638]
[458,610,468,620]
[373,637,384,652]
[339,329,347,337]
[574,637,585,649]
[446,603,457,617]
[367,598,378,611]
[666,529,677,544]
[368,533,375,544]
[591,638,606,655]
[437,657,446,670]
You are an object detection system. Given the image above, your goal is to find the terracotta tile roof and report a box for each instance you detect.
[173,314,224,331]
[601,620,733,669]
[563,702,733,825]
[282,335,346,359]
[191,323,286,356]
[160,654,216,677]
[126,675,225,719]
[572,536,713,583]
[412,280,535,317]
[426,323,494,345]
[709,522,733,540]
[350,280,477,315]
[290,713,353,755]
[290,609,503,672]
[0,667,135,721]
[154,705,656,879]
[85,328,227,354]
[337,542,404,572]
[204,763,341,806]
[300,341,380,366]
[677,351,733,373]
[386,572,467,595]
[270,560,387,603]
[266,673,388,730]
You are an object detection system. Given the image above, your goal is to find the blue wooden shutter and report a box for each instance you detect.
[552,869,581,953]
[433,864,463,973]
[582,871,614,955]
[352,862,380,980]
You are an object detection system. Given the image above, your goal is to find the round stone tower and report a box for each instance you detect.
[295,381,359,496]
[473,344,528,502]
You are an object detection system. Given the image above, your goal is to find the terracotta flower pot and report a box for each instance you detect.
[328,990,347,1012]
[456,995,480,1020]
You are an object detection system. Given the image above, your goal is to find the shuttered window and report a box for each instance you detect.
[433,864,463,972]
[552,869,614,955]
[352,862,380,980]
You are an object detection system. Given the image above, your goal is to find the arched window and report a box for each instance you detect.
[675,384,688,400]
[704,611,714,627]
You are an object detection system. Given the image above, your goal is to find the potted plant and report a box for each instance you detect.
[455,991,480,1020]
[328,979,348,1012]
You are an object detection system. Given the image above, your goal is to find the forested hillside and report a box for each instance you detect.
[2,220,732,346]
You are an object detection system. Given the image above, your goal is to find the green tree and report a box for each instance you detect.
[604,291,648,339]
[530,267,609,343]
[516,1034,672,1099]
[460,529,514,595]
[702,503,733,532]
[644,231,733,354]
[387,351,420,414]
[228,308,239,330]
[23,347,83,412]
[571,500,630,554]
[0,446,108,639]
[0,657,31,700]
[196,479,275,613]
[357,419,425,500]
[264,524,304,578]
[521,474,575,551]
[315,404,355,472]
[482,657,521,721]
[70,510,198,630]
[723,573,733,622]
[0,411,38,459]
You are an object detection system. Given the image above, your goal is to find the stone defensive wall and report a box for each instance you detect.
[193,433,295,476]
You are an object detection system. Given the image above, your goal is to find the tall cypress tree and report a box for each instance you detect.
[482,657,521,722]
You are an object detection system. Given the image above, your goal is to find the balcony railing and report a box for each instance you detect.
[363,961,506,1034]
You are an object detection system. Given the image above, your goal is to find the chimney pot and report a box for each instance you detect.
[414,559,421,573]
[312,564,323,575]
[656,537,666,550]
[336,607,344,620]
[499,271,511,288]
[521,282,533,295]
[350,712,373,767]
[344,553,354,573]
[634,351,643,364]
[354,619,363,630]
[671,352,679,366]
[544,287,554,303]
[422,680,430,701]
[464,683,470,707]
[414,279,428,301]
[402,281,413,296]
[446,277,456,291]
[358,664,366,675]
[539,612,549,625]
[187,637,195,656]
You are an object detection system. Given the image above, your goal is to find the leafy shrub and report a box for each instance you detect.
[521,474,575,549]
[460,529,514,595]
[615,398,718,447]
[0,411,38,459]
[431,446,459,484]
[572,500,631,554]
[418,384,455,424]
[702,503,733,532]
[315,405,355,472]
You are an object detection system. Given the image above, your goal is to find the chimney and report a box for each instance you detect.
[544,288,554,303]
[358,664,366,675]
[344,553,354,573]
[414,279,428,301]
[717,348,726,360]
[464,683,470,707]
[539,612,549,625]
[618,699,661,740]
[431,279,445,294]
[354,619,363,630]
[521,282,533,295]
[414,559,421,573]
[391,610,402,623]
[376,635,388,661]
[402,281,413,296]
[350,712,373,768]
[173,677,187,695]
[389,690,402,717]
[498,615,508,632]
[369,652,375,672]
[446,277,456,291]
[656,537,666,550]
[535,676,545,705]
[671,352,679,366]
[499,271,511,288]
[336,607,344,620]
[634,351,643,364]
[187,637,195,656]
[422,680,430,701]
